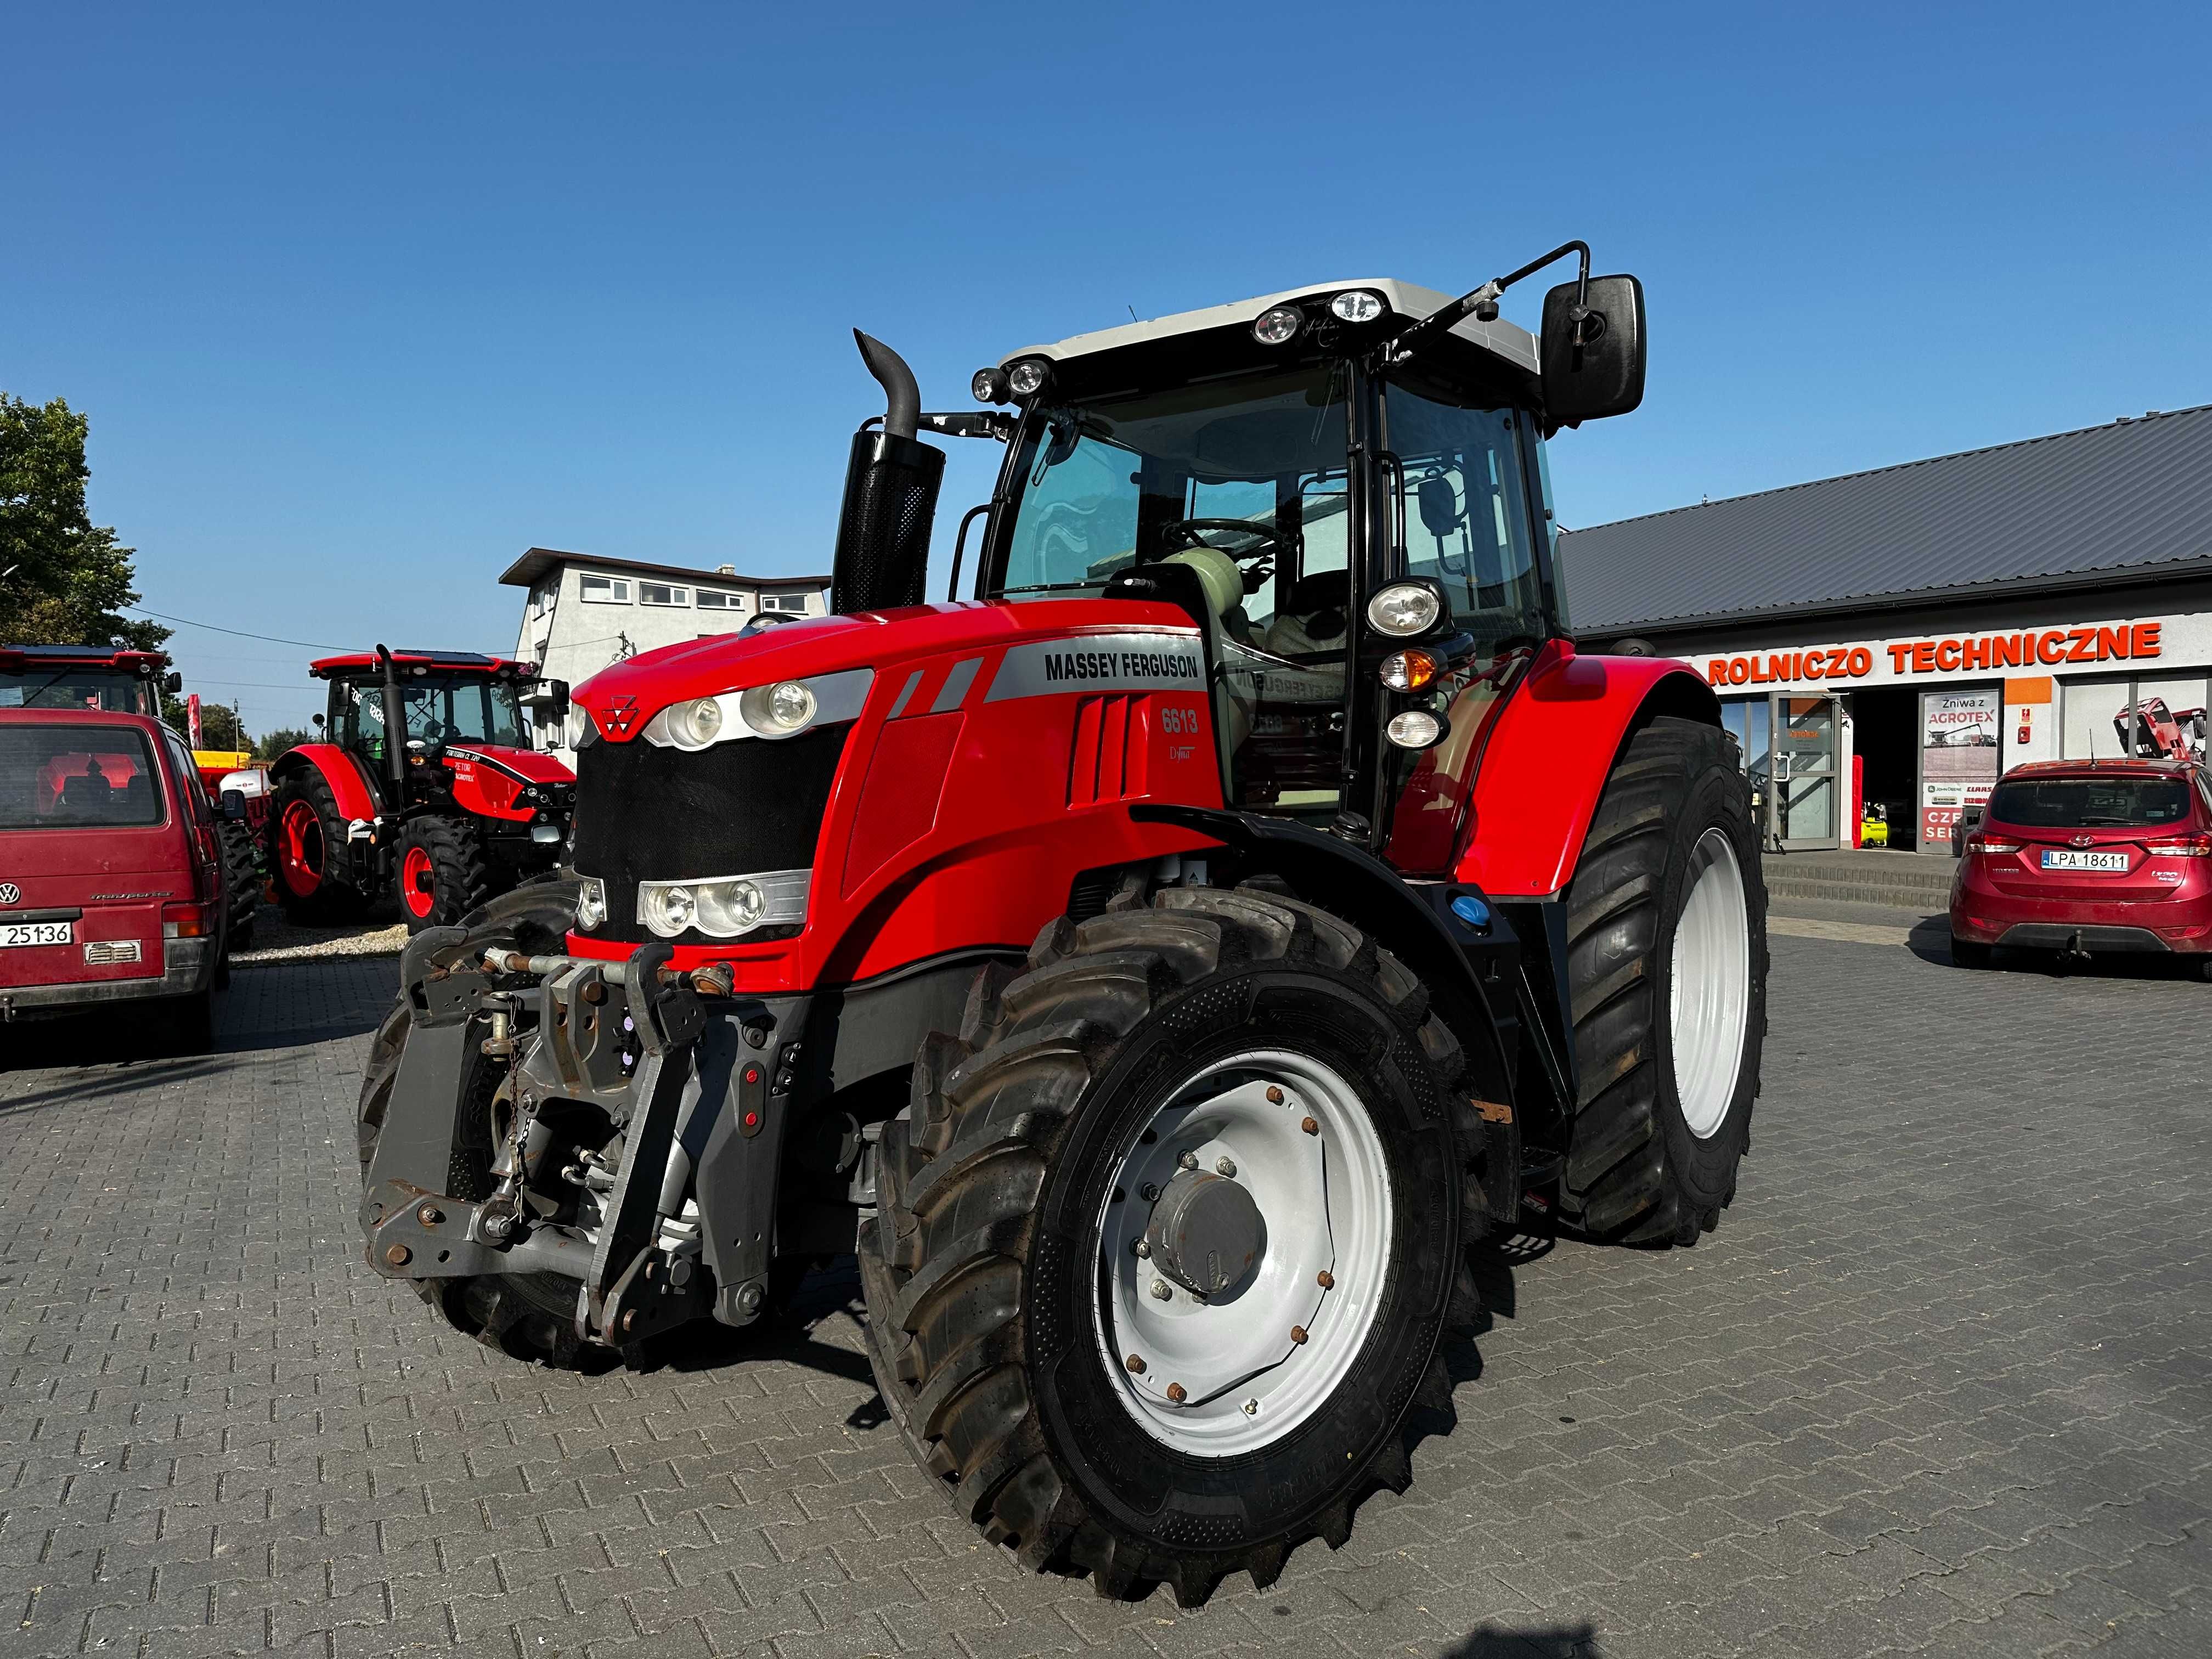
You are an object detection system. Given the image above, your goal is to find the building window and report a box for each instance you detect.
[639,582,690,607]
[529,578,557,617]
[579,575,631,604]
[695,589,745,611]
[772,594,809,612]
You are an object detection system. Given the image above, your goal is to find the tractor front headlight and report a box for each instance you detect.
[739,679,815,737]
[575,876,607,932]
[670,697,724,749]
[640,669,871,751]
[1385,710,1448,750]
[637,870,812,939]
[1365,580,1446,639]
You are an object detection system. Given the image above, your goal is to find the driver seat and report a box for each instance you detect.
[1159,548,1252,759]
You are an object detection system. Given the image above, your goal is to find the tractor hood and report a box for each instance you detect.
[573,599,1201,742]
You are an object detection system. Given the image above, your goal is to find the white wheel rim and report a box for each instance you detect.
[1669,827,1751,1139]
[1090,1047,1393,1457]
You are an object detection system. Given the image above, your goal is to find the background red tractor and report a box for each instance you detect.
[266,648,575,928]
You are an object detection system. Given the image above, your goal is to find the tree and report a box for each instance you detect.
[256,726,310,759]
[165,698,244,751]
[1,393,167,650]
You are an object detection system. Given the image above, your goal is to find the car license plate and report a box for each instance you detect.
[2041,849,2129,872]
[0,920,73,947]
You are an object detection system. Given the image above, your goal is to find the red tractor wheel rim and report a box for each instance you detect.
[401,845,435,919]
[278,799,324,896]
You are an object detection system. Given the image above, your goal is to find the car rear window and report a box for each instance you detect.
[1985,776,2192,830]
[0,725,166,829]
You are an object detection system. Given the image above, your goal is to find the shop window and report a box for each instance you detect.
[639,582,690,607]
[579,575,631,604]
[2062,674,2209,764]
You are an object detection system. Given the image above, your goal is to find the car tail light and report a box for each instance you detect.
[1966,836,2024,855]
[162,902,212,939]
[2143,832,2212,857]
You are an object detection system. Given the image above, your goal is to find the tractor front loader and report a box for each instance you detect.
[267,649,576,929]
[357,246,1768,1605]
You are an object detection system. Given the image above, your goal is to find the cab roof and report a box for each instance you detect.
[0,644,170,674]
[309,650,532,678]
[1000,278,1539,378]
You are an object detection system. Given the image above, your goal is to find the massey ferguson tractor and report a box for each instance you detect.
[356,246,1768,1604]
[267,650,576,929]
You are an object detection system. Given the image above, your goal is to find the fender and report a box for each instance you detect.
[270,743,385,822]
[1453,645,1721,899]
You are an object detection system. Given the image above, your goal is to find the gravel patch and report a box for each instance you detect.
[230,902,407,966]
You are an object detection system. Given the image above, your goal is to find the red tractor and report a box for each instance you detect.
[1,642,264,946]
[267,649,576,929]
[357,247,1768,1603]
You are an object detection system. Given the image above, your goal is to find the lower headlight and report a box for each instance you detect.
[575,876,607,931]
[637,870,812,939]
[1386,710,1448,749]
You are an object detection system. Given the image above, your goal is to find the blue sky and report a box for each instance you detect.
[5,3,2208,736]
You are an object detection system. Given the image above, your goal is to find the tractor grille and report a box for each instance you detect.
[569,724,851,943]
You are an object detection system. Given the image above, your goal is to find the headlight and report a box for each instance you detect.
[565,703,593,748]
[669,697,724,749]
[575,876,607,931]
[637,870,812,939]
[972,366,1009,404]
[1006,359,1049,398]
[1252,304,1302,345]
[1365,580,1445,638]
[1379,648,1440,691]
[1386,710,1447,749]
[739,679,815,737]
[1329,289,1386,323]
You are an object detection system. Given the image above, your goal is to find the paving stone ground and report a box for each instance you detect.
[2,935,2207,1659]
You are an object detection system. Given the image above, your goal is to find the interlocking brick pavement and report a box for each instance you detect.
[2,939,2207,1658]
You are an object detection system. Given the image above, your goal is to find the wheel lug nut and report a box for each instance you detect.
[1316,1270,1334,1289]
[1266,1086,1284,1104]
[1290,1325,1308,1345]
[1301,1117,1319,1136]
[1150,1278,1171,1301]
[1215,1156,1236,1177]
[1132,1239,1151,1258]
[1242,1398,1260,1416]
[1178,1150,1199,1171]
[1166,1383,1187,1404]
[1126,1353,1146,1374]
[1140,1182,1160,1202]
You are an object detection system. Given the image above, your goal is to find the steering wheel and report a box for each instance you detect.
[1160,520,1285,592]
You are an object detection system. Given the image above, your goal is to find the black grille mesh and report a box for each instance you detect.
[831,430,944,613]
[570,724,850,943]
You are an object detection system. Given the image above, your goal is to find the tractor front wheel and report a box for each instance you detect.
[269,771,370,922]
[859,885,1484,1605]
[218,819,261,951]
[1560,715,1767,1245]
[396,816,492,933]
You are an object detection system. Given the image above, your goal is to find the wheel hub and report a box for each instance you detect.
[1144,1171,1266,1297]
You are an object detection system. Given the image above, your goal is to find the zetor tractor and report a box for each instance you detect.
[357,245,1768,1604]
[0,642,262,944]
[268,649,575,929]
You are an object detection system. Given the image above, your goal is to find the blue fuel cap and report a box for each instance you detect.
[1449,894,1491,932]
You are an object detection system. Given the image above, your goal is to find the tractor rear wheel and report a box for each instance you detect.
[269,770,370,922]
[858,885,1484,1606]
[358,877,589,1364]
[396,815,492,933]
[218,820,261,951]
[1560,715,1767,1246]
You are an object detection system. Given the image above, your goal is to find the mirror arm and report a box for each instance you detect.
[1390,240,1592,364]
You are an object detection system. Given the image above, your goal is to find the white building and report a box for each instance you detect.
[503,548,829,757]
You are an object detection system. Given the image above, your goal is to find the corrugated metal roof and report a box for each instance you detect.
[1559,404,2212,634]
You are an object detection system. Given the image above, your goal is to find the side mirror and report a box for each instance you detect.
[546,679,569,719]
[311,712,325,728]
[219,788,249,822]
[1541,273,1646,424]
[163,671,183,693]
[1415,476,1462,537]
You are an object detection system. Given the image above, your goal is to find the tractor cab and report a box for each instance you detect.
[0,644,178,720]
[312,650,536,781]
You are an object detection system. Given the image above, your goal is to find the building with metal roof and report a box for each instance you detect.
[1556,407,2212,852]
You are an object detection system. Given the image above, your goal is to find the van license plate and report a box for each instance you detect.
[2041,849,2129,872]
[0,921,73,947]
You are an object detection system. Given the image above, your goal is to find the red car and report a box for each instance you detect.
[1950,758,2212,976]
[0,708,230,1049]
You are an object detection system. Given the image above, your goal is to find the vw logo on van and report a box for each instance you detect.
[0,883,19,906]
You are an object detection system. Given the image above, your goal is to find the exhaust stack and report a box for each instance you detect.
[831,331,945,616]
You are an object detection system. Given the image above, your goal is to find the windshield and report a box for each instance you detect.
[0,725,165,830]
[0,670,161,719]
[1986,776,2193,828]
[340,674,527,752]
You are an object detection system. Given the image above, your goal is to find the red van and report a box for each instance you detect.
[0,708,229,1049]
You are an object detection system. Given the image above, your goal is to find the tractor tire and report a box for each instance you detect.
[358,877,590,1364]
[396,816,492,934]
[218,820,261,951]
[1560,716,1767,1246]
[269,769,371,922]
[857,885,1486,1606]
